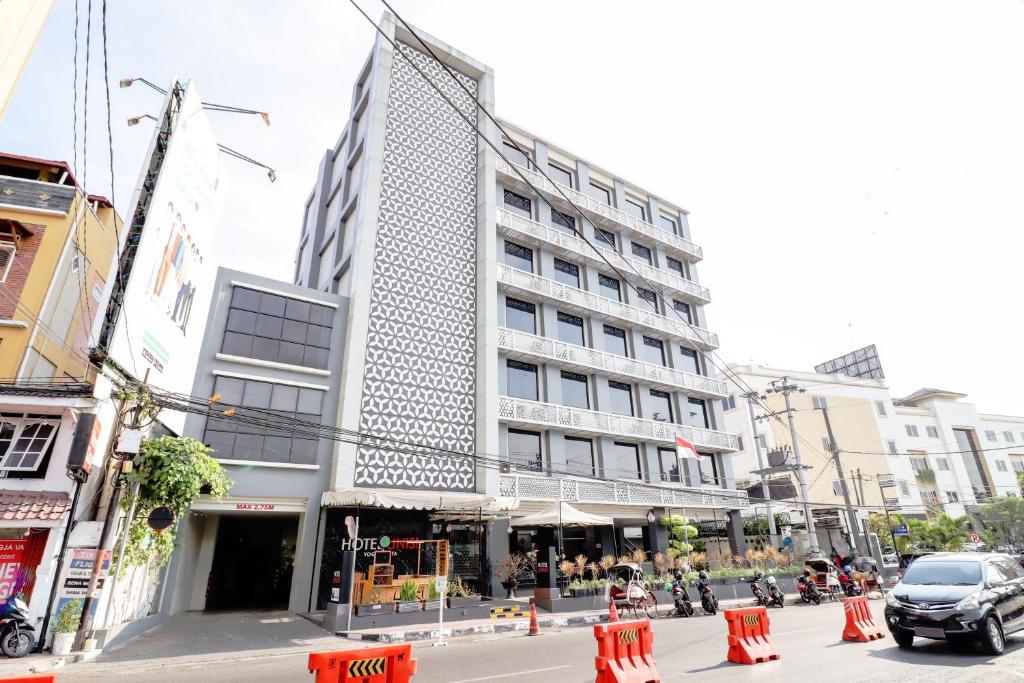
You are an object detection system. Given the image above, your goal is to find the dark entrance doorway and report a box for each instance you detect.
[207,515,298,611]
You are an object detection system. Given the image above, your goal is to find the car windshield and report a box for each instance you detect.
[900,560,982,586]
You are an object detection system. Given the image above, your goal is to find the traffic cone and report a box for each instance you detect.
[527,603,540,636]
[608,600,619,623]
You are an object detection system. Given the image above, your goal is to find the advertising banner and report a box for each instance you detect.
[51,548,111,624]
[106,81,227,433]
[0,530,49,605]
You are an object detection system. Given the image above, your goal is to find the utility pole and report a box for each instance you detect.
[819,404,863,557]
[876,476,901,564]
[743,392,779,548]
[765,377,820,557]
[856,468,870,555]
[850,470,862,505]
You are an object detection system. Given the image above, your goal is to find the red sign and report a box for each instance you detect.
[0,530,49,604]
[235,503,275,511]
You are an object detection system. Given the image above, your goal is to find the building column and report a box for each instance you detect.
[487,519,510,598]
[647,507,670,556]
[725,510,747,557]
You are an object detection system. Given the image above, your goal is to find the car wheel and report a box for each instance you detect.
[892,630,914,649]
[980,616,1005,656]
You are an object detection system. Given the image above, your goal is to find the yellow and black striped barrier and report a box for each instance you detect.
[348,656,386,677]
[490,606,528,619]
[617,627,639,644]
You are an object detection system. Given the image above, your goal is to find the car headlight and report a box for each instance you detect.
[955,593,980,611]
[885,591,900,607]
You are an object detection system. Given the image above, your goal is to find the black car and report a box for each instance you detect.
[884,552,1024,655]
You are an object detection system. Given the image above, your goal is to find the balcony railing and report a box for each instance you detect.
[499,472,749,510]
[498,395,739,452]
[497,327,728,399]
[497,263,719,350]
[496,208,711,305]
[0,176,75,215]
[496,156,703,263]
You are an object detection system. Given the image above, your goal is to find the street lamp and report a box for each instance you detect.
[119,77,167,95]
[218,144,277,183]
[126,114,158,126]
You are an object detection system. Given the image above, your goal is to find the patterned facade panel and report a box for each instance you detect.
[355,42,480,491]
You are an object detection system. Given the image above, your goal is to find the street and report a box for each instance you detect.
[57,601,1024,682]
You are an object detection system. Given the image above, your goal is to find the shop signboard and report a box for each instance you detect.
[893,524,909,537]
[0,530,49,605]
[52,549,111,623]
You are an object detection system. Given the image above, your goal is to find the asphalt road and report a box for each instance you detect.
[57,600,1024,682]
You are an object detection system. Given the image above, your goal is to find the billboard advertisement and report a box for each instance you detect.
[814,344,885,381]
[106,81,226,433]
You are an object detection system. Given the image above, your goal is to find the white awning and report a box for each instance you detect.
[509,501,614,527]
[321,488,518,513]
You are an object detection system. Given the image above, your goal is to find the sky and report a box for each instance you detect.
[3,0,1023,415]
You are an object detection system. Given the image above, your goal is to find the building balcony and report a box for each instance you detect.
[496,156,703,263]
[498,395,739,452]
[497,263,719,351]
[497,327,728,400]
[499,472,749,510]
[496,208,711,305]
[0,175,75,216]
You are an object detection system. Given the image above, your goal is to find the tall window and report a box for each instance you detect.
[548,163,574,188]
[673,300,692,324]
[603,325,627,357]
[221,287,334,370]
[506,360,539,400]
[640,336,665,366]
[658,447,680,482]
[588,182,612,205]
[936,457,950,471]
[557,312,585,346]
[560,371,590,409]
[876,400,887,417]
[608,381,634,416]
[658,215,677,234]
[679,346,701,375]
[926,426,940,438]
[595,227,616,251]
[0,414,60,472]
[502,141,530,167]
[649,389,673,422]
[631,242,653,265]
[505,298,536,334]
[202,376,324,465]
[612,442,642,480]
[503,189,532,217]
[599,274,621,301]
[508,429,542,471]
[666,256,686,279]
[624,199,647,221]
[565,437,595,476]
[636,288,658,313]
[553,259,580,288]
[886,440,898,455]
[504,241,534,272]
[0,242,16,282]
[905,425,919,437]
[551,209,576,234]
[686,398,709,429]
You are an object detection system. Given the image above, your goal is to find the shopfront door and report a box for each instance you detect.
[206,514,297,611]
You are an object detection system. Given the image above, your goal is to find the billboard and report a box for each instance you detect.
[106,81,226,433]
[814,344,884,381]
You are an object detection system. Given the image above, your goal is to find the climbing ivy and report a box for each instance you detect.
[118,436,233,569]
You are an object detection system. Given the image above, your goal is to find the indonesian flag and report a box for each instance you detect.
[676,435,703,461]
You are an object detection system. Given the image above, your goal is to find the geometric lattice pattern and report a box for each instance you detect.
[355,42,479,490]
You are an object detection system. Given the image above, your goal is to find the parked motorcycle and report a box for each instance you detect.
[750,570,770,607]
[764,575,785,608]
[840,565,862,597]
[0,598,35,658]
[670,569,694,617]
[796,568,822,605]
[696,570,718,615]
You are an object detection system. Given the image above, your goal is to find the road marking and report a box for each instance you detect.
[773,627,820,636]
[449,664,572,682]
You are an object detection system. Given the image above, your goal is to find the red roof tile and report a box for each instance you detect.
[0,490,71,522]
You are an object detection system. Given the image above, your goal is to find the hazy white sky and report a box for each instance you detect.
[3,1,1022,414]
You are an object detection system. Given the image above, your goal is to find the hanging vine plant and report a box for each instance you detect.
[118,436,233,569]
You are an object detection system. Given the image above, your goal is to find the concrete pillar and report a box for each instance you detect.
[726,510,748,557]
[488,519,510,598]
[647,507,670,555]
[189,515,220,611]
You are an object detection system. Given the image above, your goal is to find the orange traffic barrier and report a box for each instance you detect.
[842,596,885,642]
[308,643,417,683]
[593,619,659,683]
[608,600,619,623]
[723,607,780,665]
[0,676,56,682]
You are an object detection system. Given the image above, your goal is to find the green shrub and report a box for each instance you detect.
[54,599,82,634]
[399,580,419,602]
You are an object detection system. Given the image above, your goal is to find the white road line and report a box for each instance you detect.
[449,664,573,682]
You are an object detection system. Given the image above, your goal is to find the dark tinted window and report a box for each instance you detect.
[666,257,686,278]
[599,274,621,301]
[508,429,542,471]
[503,141,530,168]
[673,300,692,324]
[505,298,536,334]
[553,259,580,288]
[613,442,642,480]
[565,437,595,476]
[608,381,634,416]
[650,389,673,422]
[220,287,333,369]
[557,312,585,346]
[901,561,982,586]
[604,325,627,357]
[548,163,574,188]
[203,376,324,465]
[686,398,709,428]
[504,241,534,272]
[658,447,680,482]
[641,337,665,366]
[636,287,658,313]
[506,360,538,400]
[595,228,616,250]
[504,190,532,216]
[631,242,652,265]
[551,209,576,234]
[561,371,589,409]
[679,346,701,375]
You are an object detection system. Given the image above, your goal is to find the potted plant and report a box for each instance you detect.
[356,586,391,616]
[499,553,531,599]
[424,581,443,611]
[51,599,82,656]
[397,580,421,613]
[446,577,479,609]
